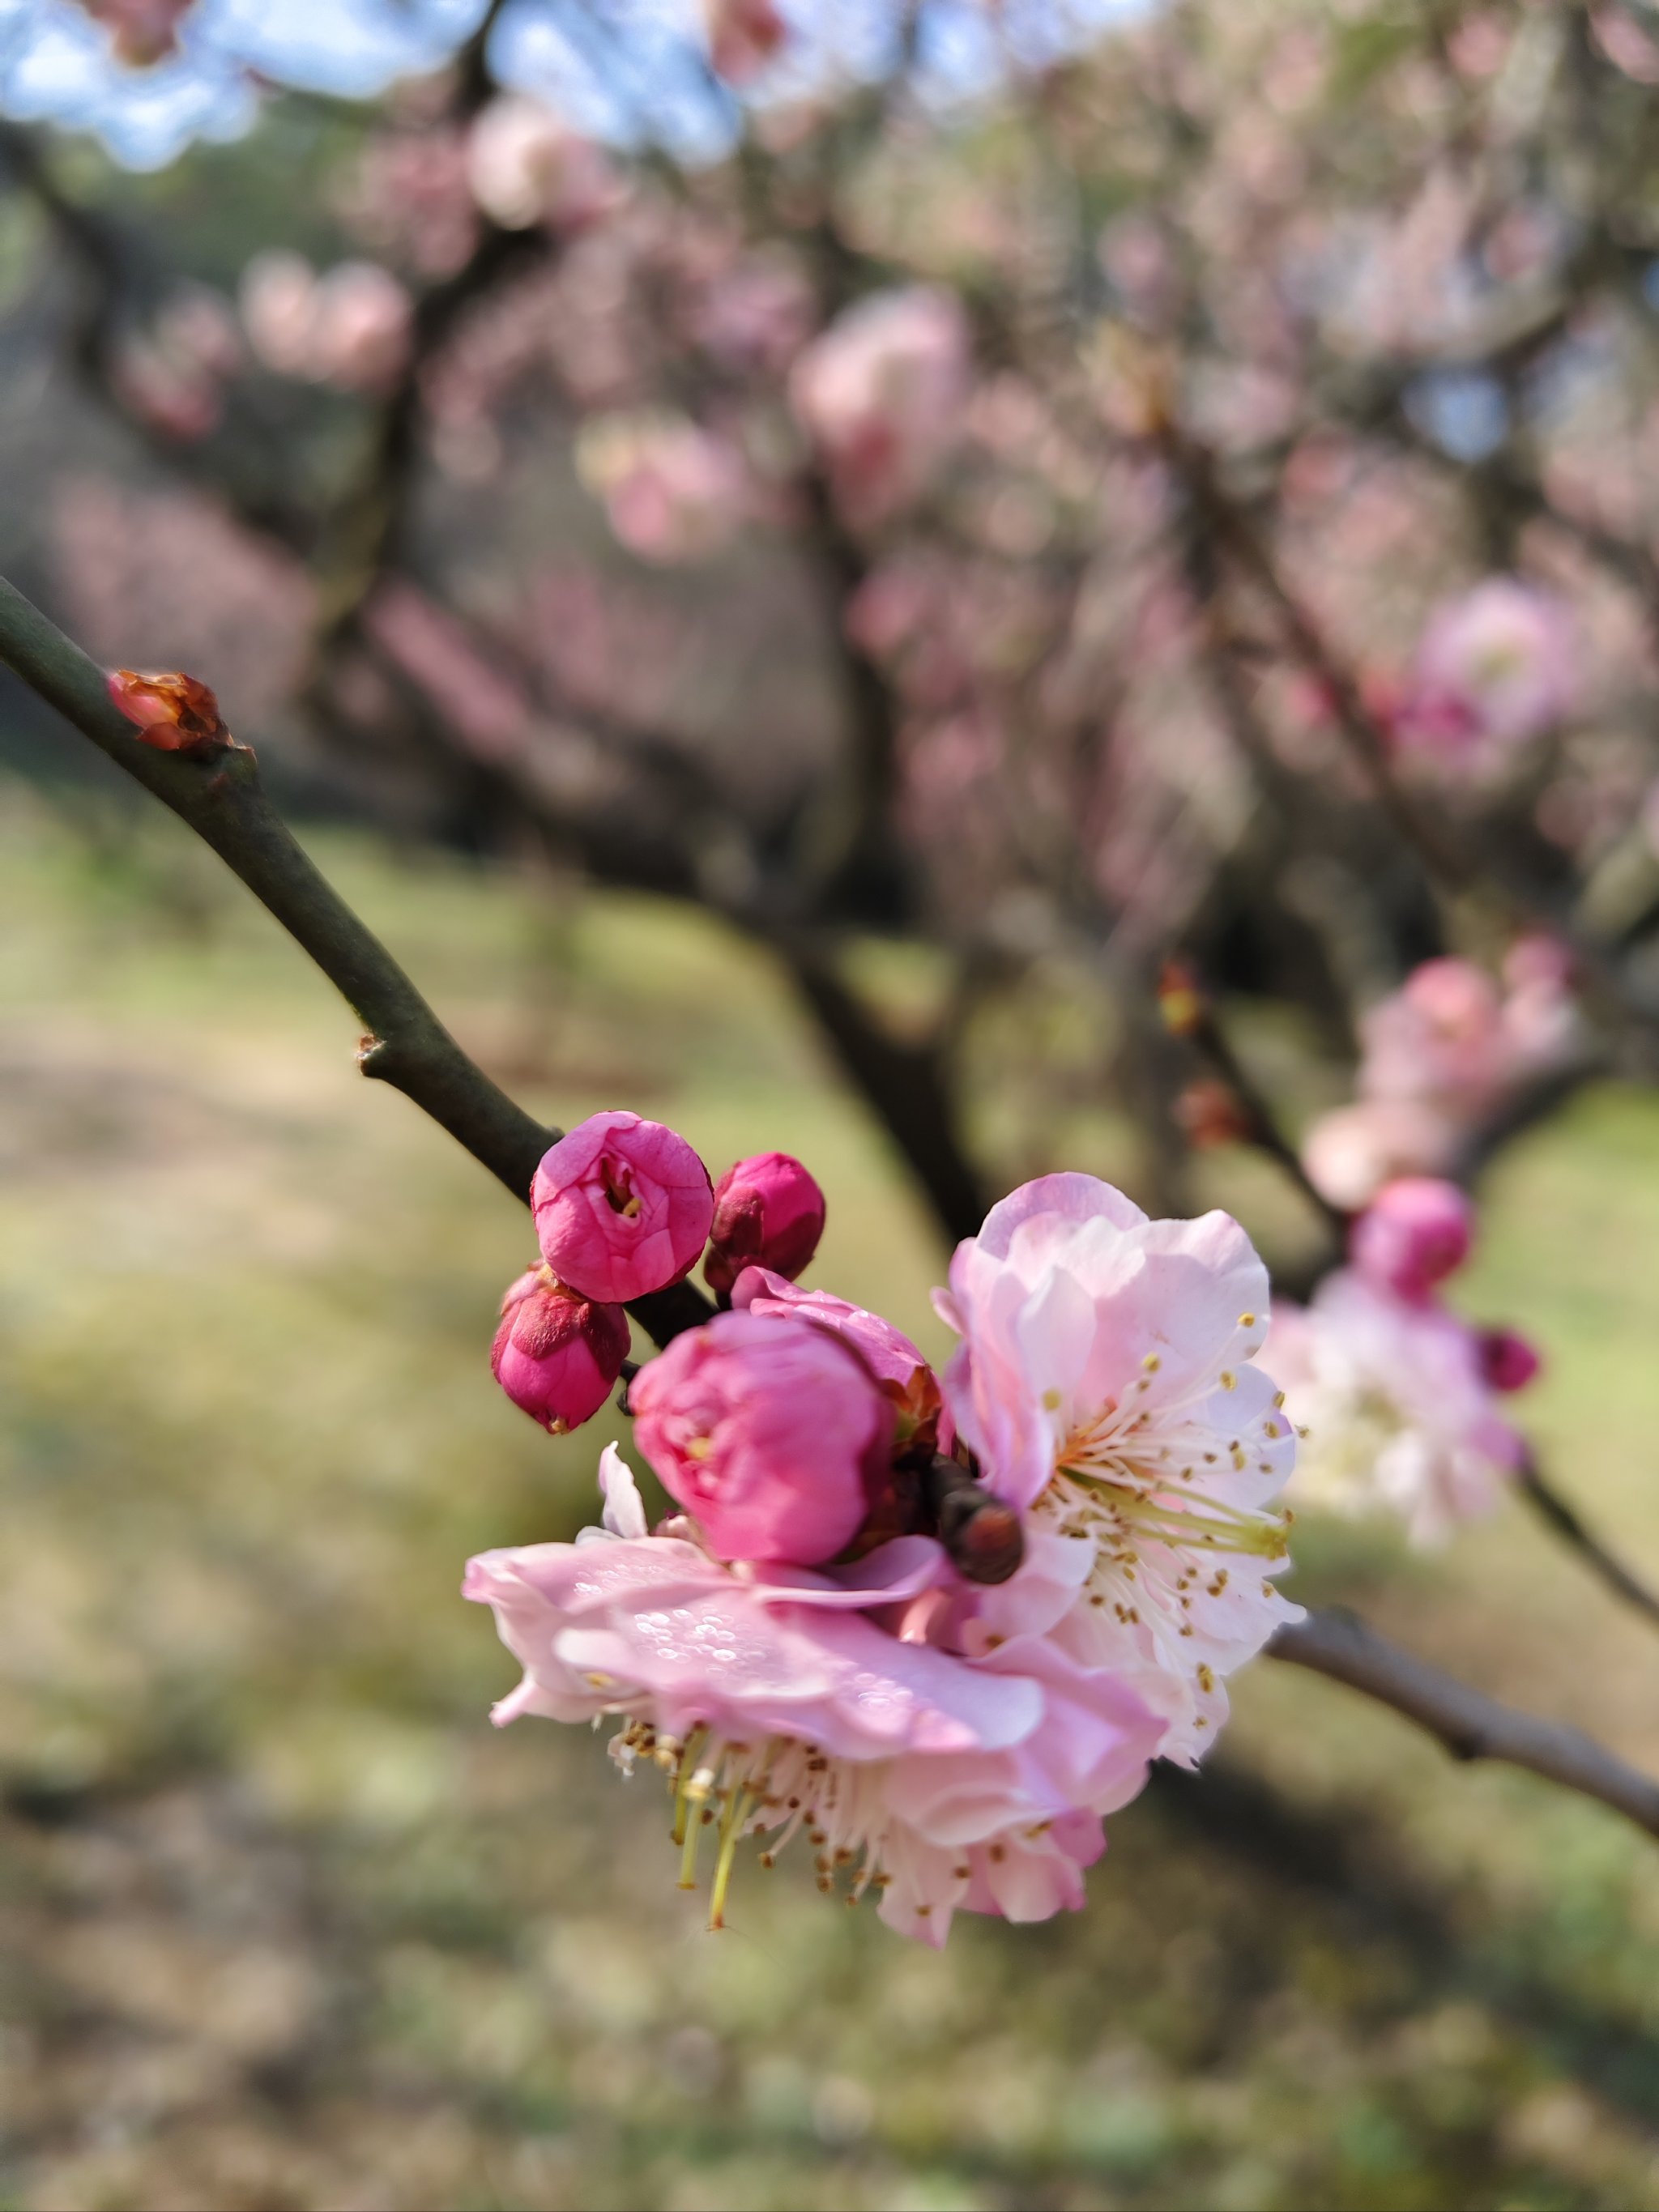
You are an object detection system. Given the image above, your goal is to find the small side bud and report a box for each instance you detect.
[107,667,230,755]
[492,1265,630,1434]
[1478,1326,1541,1395]
[705,1151,825,1298]
[1157,957,1206,1037]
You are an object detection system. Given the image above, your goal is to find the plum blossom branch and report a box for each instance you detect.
[1270,1608,1659,1841]
[0,569,712,1346]
[8,568,1659,1843]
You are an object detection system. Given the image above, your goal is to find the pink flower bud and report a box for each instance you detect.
[631,1311,893,1565]
[491,1266,630,1434]
[731,1267,951,1455]
[531,1111,714,1304]
[1350,1177,1474,1302]
[1478,1326,1541,1394]
[704,1152,826,1298]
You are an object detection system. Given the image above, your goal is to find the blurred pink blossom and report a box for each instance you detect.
[1265,1272,1527,1543]
[632,1310,891,1566]
[73,0,193,65]
[109,287,242,443]
[465,1444,1159,1941]
[531,1110,713,1303]
[791,287,971,526]
[690,249,815,374]
[362,582,535,760]
[241,253,412,393]
[1302,1100,1461,1213]
[575,411,747,564]
[936,1174,1300,1765]
[51,479,315,722]
[1395,579,1574,764]
[465,96,617,232]
[1303,952,1581,1205]
[340,127,479,278]
[109,336,221,443]
[703,0,788,83]
[1349,1177,1474,1303]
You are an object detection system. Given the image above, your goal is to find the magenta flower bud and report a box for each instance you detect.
[631,1310,893,1565]
[1478,1327,1541,1395]
[1349,1177,1474,1302]
[531,1110,714,1303]
[704,1150,826,1298]
[491,1266,630,1434]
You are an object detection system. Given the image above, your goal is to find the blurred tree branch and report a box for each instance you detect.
[1270,1607,1659,1841]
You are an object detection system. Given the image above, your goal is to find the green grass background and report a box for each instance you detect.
[0,788,1655,2210]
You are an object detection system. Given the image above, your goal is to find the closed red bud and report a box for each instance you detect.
[704,1150,825,1298]
[491,1265,630,1434]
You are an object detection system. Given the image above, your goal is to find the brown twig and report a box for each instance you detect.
[1270,1607,1659,1840]
[1168,978,1351,1245]
[1516,1455,1659,1633]
[0,571,712,1348]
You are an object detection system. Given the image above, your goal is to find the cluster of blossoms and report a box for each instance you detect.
[1303,944,1581,1209]
[1268,1177,1538,1544]
[467,1116,1300,1943]
[241,252,414,395]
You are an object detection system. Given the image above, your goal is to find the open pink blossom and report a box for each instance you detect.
[631,1309,890,1565]
[491,1264,629,1434]
[575,412,746,565]
[1350,1177,1473,1302]
[1264,1272,1526,1544]
[791,288,971,527]
[1396,578,1574,761]
[464,1446,1161,1941]
[703,0,787,82]
[465,96,616,232]
[936,1174,1300,1764]
[733,1268,952,1453]
[704,1152,825,1297]
[531,1111,714,1303]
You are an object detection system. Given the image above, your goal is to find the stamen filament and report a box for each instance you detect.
[710,1786,753,1929]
